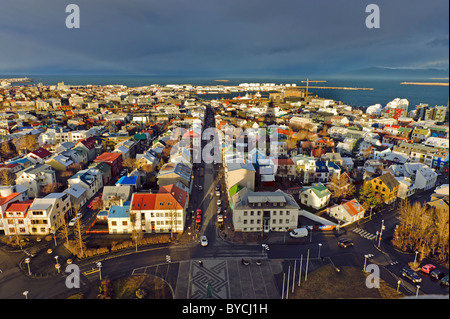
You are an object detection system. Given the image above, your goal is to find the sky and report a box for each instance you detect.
[0,0,448,77]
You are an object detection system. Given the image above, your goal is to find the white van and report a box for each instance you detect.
[289,228,308,238]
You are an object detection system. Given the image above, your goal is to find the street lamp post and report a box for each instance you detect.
[23,291,28,299]
[415,285,420,298]
[97,262,102,281]
[318,243,322,259]
[397,280,401,292]
[378,220,385,248]
[24,257,31,275]
[413,251,419,268]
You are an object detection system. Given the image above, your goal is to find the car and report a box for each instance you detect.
[216,184,220,191]
[217,199,221,206]
[338,238,354,248]
[198,185,203,191]
[430,269,446,280]
[195,215,202,224]
[215,190,221,197]
[421,264,436,274]
[68,216,79,227]
[441,275,449,286]
[216,206,221,214]
[196,209,202,216]
[217,214,223,223]
[402,267,422,283]
[200,236,208,246]
[289,228,308,238]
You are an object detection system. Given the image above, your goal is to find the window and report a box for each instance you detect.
[122,221,127,226]
[112,221,117,226]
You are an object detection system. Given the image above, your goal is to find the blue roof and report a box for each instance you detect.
[108,205,130,219]
[315,161,329,173]
[327,161,340,170]
[116,176,138,185]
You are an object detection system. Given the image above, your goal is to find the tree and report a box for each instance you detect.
[40,182,62,196]
[123,158,138,172]
[18,134,38,154]
[328,174,356,200]
[0,169,16,186]
[358,182,381,210]
[0,141,14,159]
[73,218,86,259]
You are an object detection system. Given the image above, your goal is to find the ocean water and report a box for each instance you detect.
[8,75,449,110]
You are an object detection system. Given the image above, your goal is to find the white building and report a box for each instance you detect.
[15,164,57,198]
[231,187,299,233]
[414,166,438,191]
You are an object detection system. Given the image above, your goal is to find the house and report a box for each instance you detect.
[322,152,343,166]
[299,183,332,210]
[293,154,316,184]
[130,184,188,234]
[27,192,72,235]
[68,168,103,200]
[102,186,132,211]
[271,158,296,180]
[45,154,74,171]
[224,162,256,192]
[230,187,300,233]
[116,176,139,192]
[365,172,399,204]
[427,185,449,214]
[94,152,123,178]
[327,199,365,224]
[89,161,112,186]
[15,164,57,198]
[313,161,329,183]
[114,139,138,160]
[76,136,103,161]
[372,145,392,160]
[432,150,449,171]
[2,200,33,236]
[0,191,29,235]
[63,184,88,212]
[157,162,192,189]
[395,176,416,199]
[414,165,438,191]
[411,128,431,142]
[26,147,52,164]
[108,205,132,234]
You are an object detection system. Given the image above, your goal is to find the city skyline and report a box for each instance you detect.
[0,0,448,77]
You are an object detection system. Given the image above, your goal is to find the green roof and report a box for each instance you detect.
[397,127,412,132]
[311,184,331,199]
[228,184,243,198]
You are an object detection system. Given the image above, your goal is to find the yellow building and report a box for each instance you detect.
[365,172,399,204]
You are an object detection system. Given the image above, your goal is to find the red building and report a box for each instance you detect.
[93,152,122,177]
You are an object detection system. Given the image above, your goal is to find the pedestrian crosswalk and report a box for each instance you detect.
[352,227,378,240]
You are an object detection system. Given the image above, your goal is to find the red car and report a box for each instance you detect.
[196,209,202,216]
[421,264,436,274]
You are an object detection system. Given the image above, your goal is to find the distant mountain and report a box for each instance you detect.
[339,67,449,80]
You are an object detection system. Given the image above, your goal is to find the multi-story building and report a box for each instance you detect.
[130,184,187,234]
[15,164,57,198]
[27,193,72,235]
[365,172,399,204]
[230,187,299,233]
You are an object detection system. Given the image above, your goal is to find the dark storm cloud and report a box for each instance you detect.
[0,0,448,76]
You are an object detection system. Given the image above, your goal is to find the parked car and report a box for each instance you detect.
[196,209,202,216]
[338,238,354,248]
[430,269,446,280]
[215,190,221,197]
[201,236,208,247]
[198,185,203,191]
[216,206,221,214]
[289,228,308,238]
[195,214,202,224]
[216,184,220,191]
[441,275,449,286]
[68,216,80,227]
[217,199,221,206]
[421,264,436,274]
[402,267,422,283]
[217,214,223,223]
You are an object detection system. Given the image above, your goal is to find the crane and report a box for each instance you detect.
[300,79,326,97]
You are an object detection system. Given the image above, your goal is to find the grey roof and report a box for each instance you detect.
[227,162,256,172]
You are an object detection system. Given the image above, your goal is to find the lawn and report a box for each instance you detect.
[288,265,403,299]
[112,275,173,299]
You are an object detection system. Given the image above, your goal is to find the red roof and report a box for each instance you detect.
[4,200,33,217]
[342,199,365,216]
[131,185,187,211]
[94,152,122,163]
[0,193,21,207]
[30,147,51,159]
